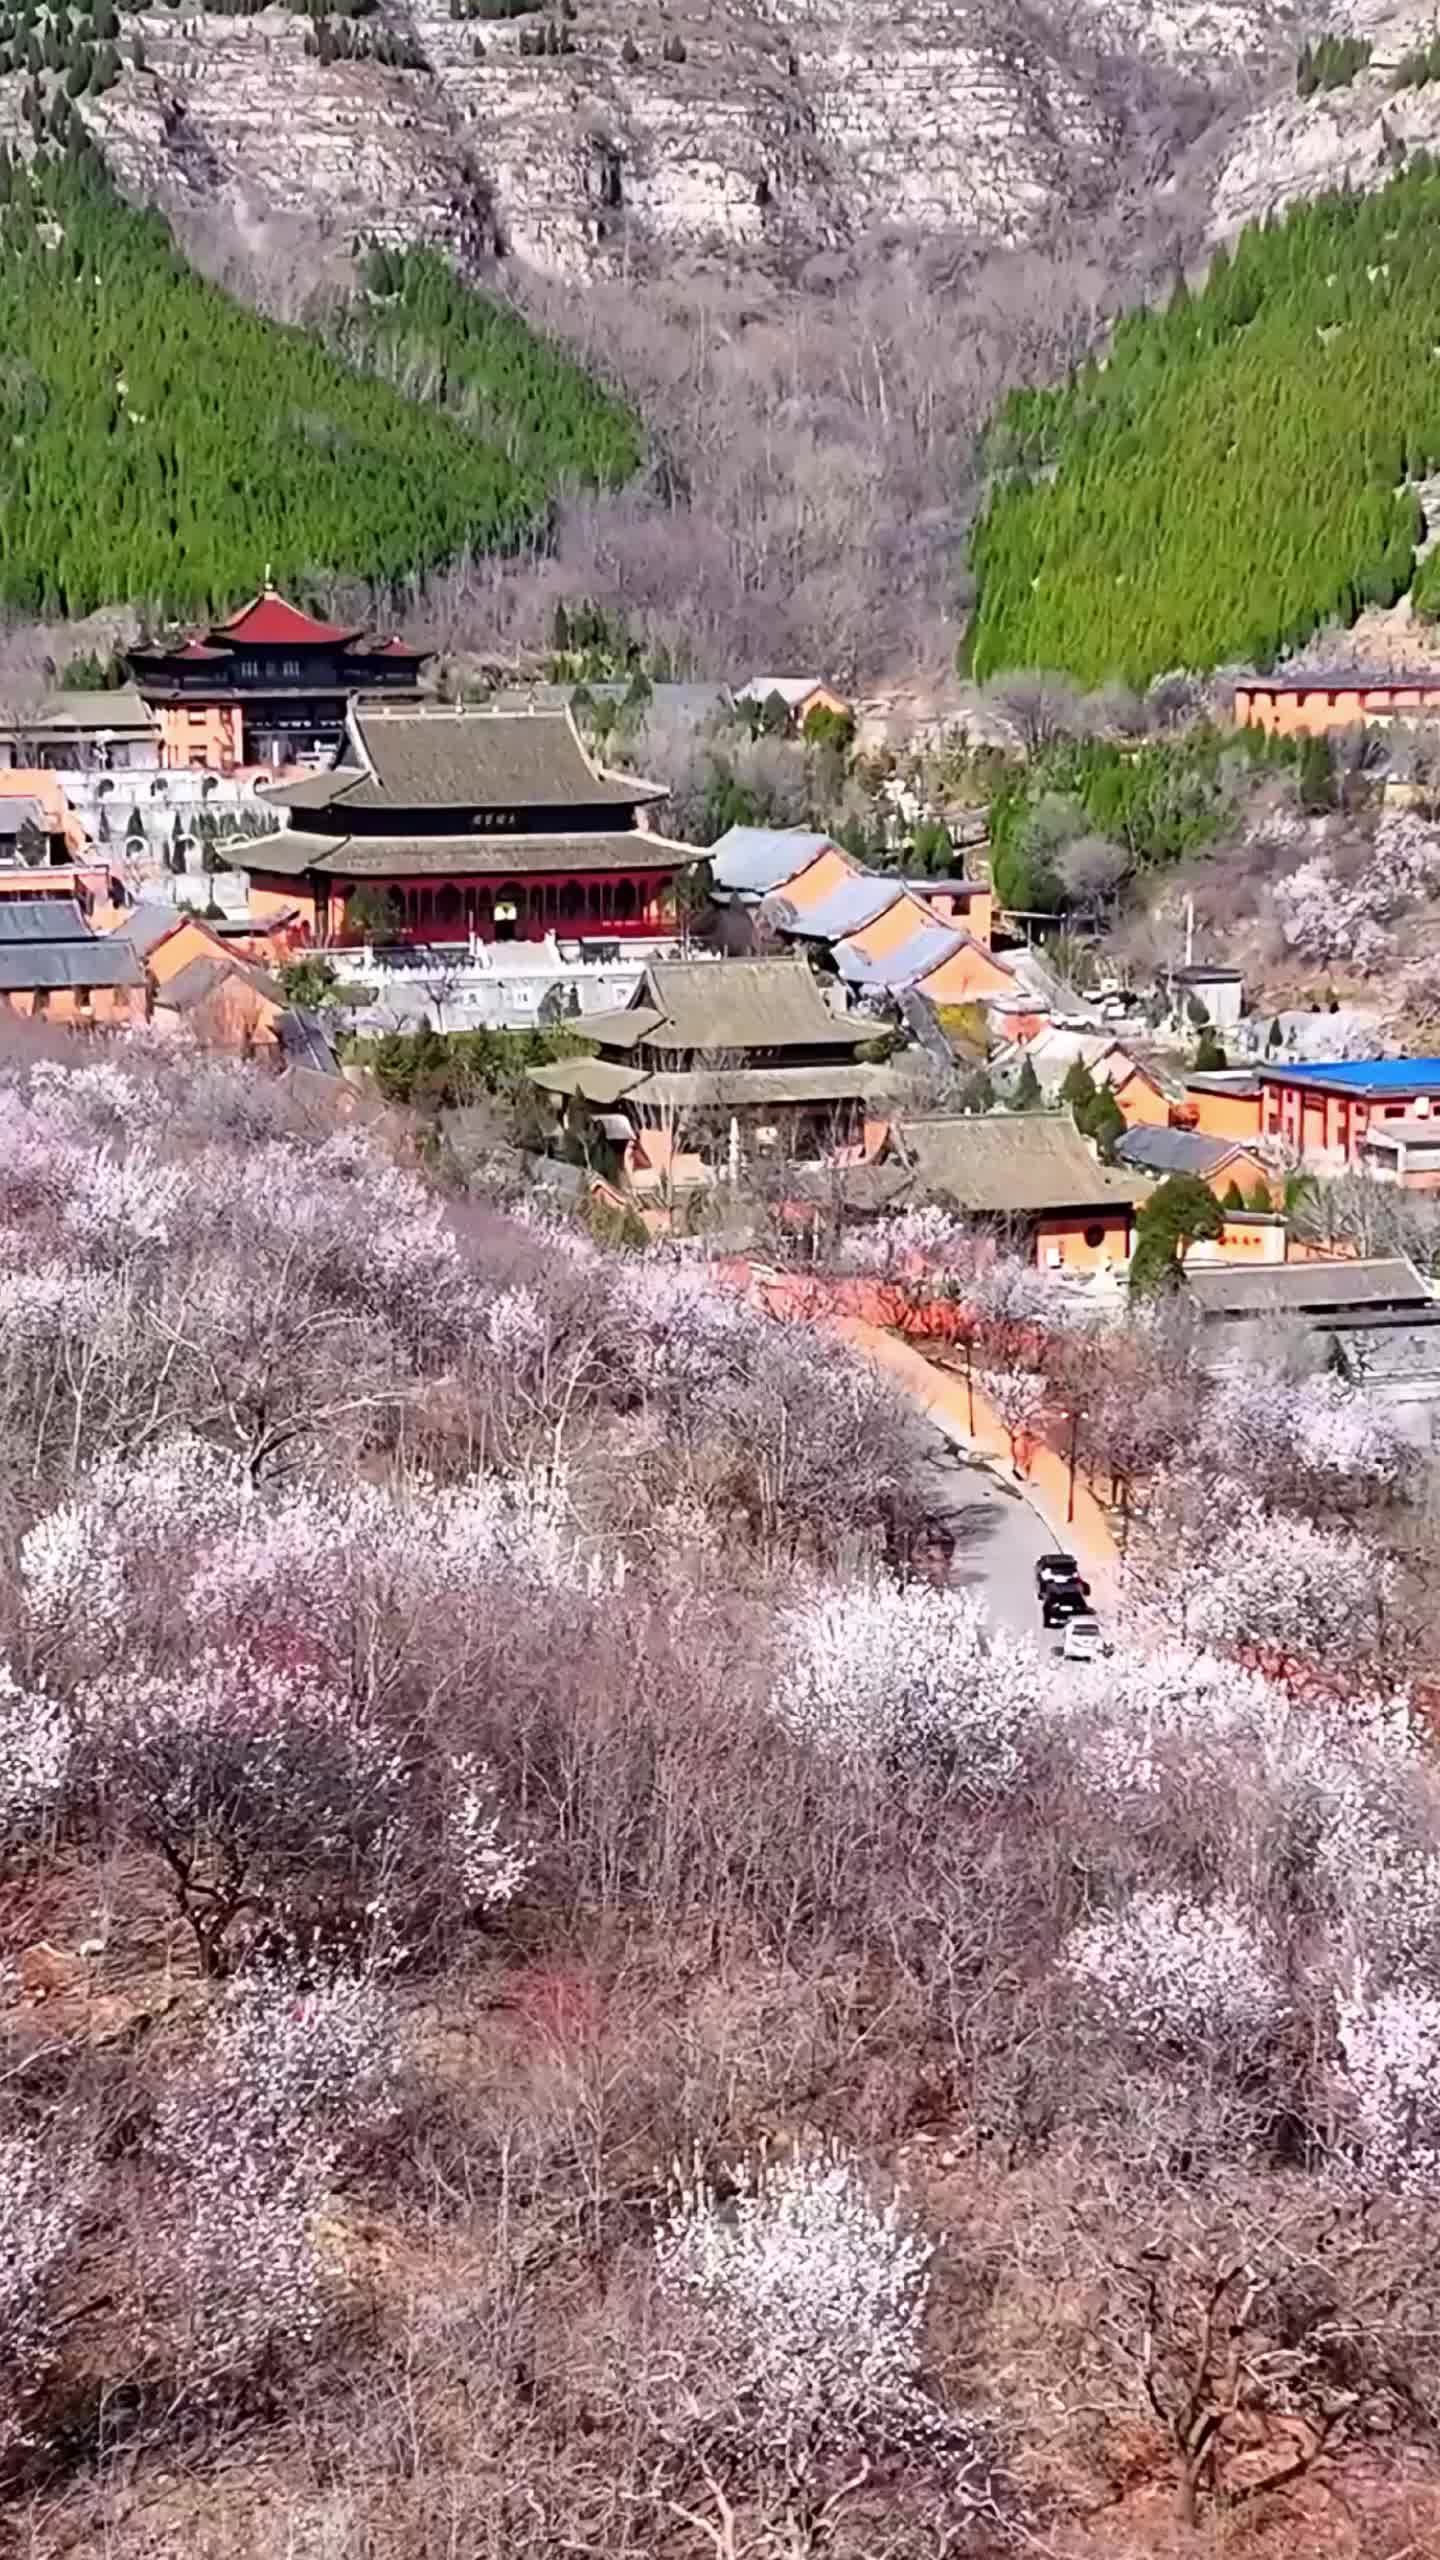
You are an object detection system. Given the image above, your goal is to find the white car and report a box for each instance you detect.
[1061,1614,1104,1663]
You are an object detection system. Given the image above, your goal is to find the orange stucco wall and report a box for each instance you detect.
[845,890,939,963]
[1236,681,1440,738]
[1186,1082,1264,1141]
[1109,1062,1170,1128]
[249,876,321,934]
[924,884,994,949]
[1033,1210,1133,1271]
[1186,1213,1287,1262]
[4,984,146,1027]
[154,974,284,1050]
[774,848,858,913]
[1263,1076,1378,1166]
[158,702,243,773]
[0,770,90,855]
[144,914,236,990]
[915,938,1015,1002]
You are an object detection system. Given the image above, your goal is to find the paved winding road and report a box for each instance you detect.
[912,1423,1080,1643]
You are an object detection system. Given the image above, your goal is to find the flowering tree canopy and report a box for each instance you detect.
[771,1578,1041,1789]
[1063,1889,1287,2054]
[655,2142,959,2463]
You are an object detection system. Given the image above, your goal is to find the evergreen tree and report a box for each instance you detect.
[969,164,1440,684]
[1059,1057,1098,1119]
[1013,1054,1044,1110]
[1298,731,1336,813]
[1194,1027,1228,1070]
[1128,1174,1224,1301]
[1084,1084,1126,1160]
[0,159,641,616]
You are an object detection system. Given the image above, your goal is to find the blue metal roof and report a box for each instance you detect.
[708,826,834,895]
[1263,1058,1440,1094]
[835,920,965,989]
[769,875,902,940]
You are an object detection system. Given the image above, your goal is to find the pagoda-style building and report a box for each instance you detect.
[237,701,697,947]
[127,581,428,772]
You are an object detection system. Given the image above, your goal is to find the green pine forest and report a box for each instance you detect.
[968,161,1440,687]
[0,142,642,617]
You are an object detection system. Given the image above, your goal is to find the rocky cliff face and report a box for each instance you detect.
[40,0,1324,294]
[1209,2,1440,240]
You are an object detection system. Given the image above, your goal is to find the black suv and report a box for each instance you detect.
[1035,1552,1081,1598]
[1042,1577,1093,1628]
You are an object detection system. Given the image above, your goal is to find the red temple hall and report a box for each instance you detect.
[237,702,696,946]
[128,582,427,770]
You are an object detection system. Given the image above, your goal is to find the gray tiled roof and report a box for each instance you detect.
[34,690,156,734]
[834,919,966,989]
[1115,1125,1236,1179]
[708,826,835,895]
[0,940,143,991]
[627,957,870,1054]
[265,708,664,816]
[110,900,186,956]
[0,800,47,836]
[0,899,94,943]
[635,1063,901,1107]
[898,1111,1152,1214]
[1182,1258,1433,1317]
[236,829,689,880]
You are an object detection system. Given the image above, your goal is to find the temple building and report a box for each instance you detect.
[527,957,904,1204]
[236,701,697,947]
[127,581,428,771]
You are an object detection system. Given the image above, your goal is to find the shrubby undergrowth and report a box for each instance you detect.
[2,1033,1440,2554]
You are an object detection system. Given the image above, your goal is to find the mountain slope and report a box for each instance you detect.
[0,144,639,616]
[968,163,1440,685]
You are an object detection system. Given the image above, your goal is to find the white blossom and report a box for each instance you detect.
[1161,1486,1393,1672]
[193,1465,613,1636]
[0,2129,89,2455]
[1201,1362,1407,1494]
[0,1661,70,1841]
[656,2142,951,2457]
[1062,1642,1290,1805]
[61,1143,192,1254]
[1273,813,1440,968]
[20,1437,249,1644]
[834,1206,973,1276]
[1335,1972,1440,2194]
[772,1578,1041,1789]
[483,1283,548,1362]
[158,1965,402,2383]
[975,1366,1047,1441]
[447,1753,534,1909]
[27,1059,147,1133]
[162,1965,401,2169]
[1063,1889,1287,2051]
[0,1259,116,1345]
[173,2137,332,2380]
